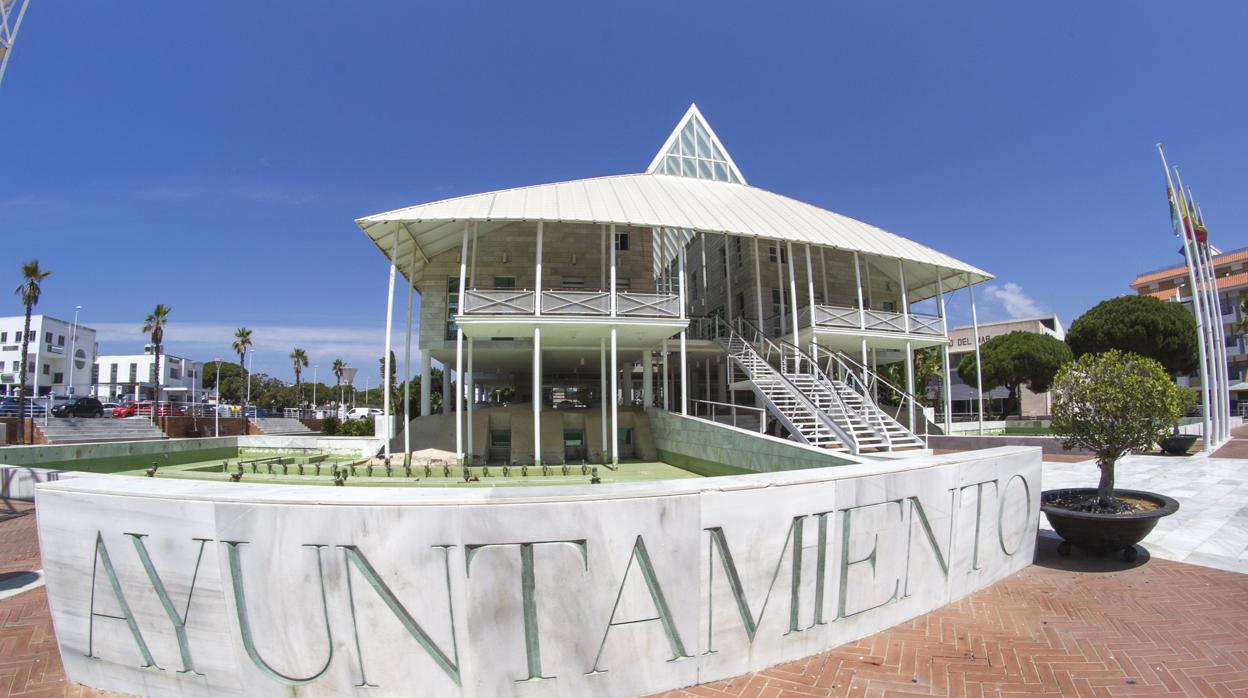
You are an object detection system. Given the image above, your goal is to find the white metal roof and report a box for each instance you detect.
[358,172,992,292]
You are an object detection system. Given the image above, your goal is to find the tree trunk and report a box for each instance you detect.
[16,305,32,445]
[153,343,161,425]
[1097,459,1115,507]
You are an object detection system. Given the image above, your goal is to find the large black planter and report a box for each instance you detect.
[1159,433,1198,455]
[1041,488,1180,562]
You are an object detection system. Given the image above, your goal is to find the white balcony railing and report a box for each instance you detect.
[809,304,945,337]
[461,288,681,320]
[811,304,860,329]
[909,313,943,335]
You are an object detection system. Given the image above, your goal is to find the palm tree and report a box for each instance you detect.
[290,348,308,406]
[232,327,252,419]
[332,358,345,406]
[13,260,50,445]
[142,304,171,422]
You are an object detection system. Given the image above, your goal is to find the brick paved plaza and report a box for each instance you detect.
[4,477,1248,697]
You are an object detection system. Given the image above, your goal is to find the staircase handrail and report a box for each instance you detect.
[771,335,893,450]
[714,316,860,454]
[828,350,932,440]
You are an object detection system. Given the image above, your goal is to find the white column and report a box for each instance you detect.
[609,224,617,317]
[466,338,474,463]
[610,327,619,466]
[600,339,608,464]
[968,278,985,435]
[533,328,542,467]
[704,358,712,401]
[905,340,915,431]
[679,246,689,415]
[382,231,398,459]
[776,244,787,336]
[403,257,414,463]
[535,222,544,316]
[420,353,431,417]
[853,252,866,329]
[752,238,764,325]
[786,241,800,359]
[699,233,708,310]
[469,223,478,288]
[454,223,469,466]
[805,244,818,360]
[662,339,670,411]
[1205,244,1231,441]
[642,350,653,407]
[937,271,952,433]
[1160,159,1210,445]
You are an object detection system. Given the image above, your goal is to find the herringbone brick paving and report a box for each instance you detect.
[3,503,1246,697]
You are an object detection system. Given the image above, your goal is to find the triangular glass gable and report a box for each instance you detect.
[646,104,746,184]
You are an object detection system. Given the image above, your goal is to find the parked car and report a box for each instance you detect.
[0,396,48,417]
[345,407,382,420]
[112,403,137,418]
[100,402,119,411]
[51,397,105,418]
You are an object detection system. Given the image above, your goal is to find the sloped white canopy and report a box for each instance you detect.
[358,105,992,298]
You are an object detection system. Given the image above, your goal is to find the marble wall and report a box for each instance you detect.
[36,446,1040,698]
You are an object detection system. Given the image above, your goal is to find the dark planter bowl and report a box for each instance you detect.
[1041,488,1179,562]
[1159,434,1198,455]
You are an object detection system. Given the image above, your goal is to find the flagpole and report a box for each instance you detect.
[1158,145,1211,449]
[1175,169,1223,448]
[1190,192,1230,441]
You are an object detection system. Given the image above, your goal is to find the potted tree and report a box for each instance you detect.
[1045,350,1189,561]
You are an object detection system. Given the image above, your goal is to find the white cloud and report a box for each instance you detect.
[91,321,416,379]
[981,282,1046,319]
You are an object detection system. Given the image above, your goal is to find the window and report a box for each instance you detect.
[614,232,630,251]
[736,293,745,317]
[445,278,460,341]
[493,276,515,289]
[691,272,699,299]
[0,332,6,342]
[1227,333,1238,349]
[44,332,52,344]
[719,247,727,271]
[42,363,50,376]
[57,335,65,346]
[561,276,584,289]
[171,367,182,380]
[769,244,787,264]
[129,363,138,382]
[1222,295,1233,316]
[883,300,896,312]
[91,364,99,384]
[110,364,118,382]
[772,288,786,336]
[53,372,63,384]
[26,331,34,341]
[735,238,743,267]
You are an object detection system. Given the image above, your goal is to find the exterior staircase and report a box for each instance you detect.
[36,417,167,444]
[716,324,851,452]
[252,417,313,434]
[711,317,928,455]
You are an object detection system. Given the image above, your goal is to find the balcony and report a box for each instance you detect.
[461,289,681,319]
[809,304,943,337]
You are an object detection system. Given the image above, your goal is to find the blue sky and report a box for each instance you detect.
[4,2,1246,380]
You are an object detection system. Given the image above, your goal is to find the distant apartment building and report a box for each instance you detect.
[946,314,1065,419]
[94,347,204,403]
[1130,246,1248,407]
[0,314,97,398]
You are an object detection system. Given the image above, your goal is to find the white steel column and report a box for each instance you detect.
[905,340,915,430]
[786,241,800,361]
[642,350,653,407]
[752,238,764,325]
[454,223,469,466]
[854,252,868,385]
[420,353,431,418]
[1191,226,1222,443]
[899,260,914,430]
[679,246,689,415]
[535,222,544,315]
[610,327,619,467]
[937,271,952,433]
[403,256,414,464]
[599,339,608,464]
[465,338,474,463]
[533,328,542,467]
[1202,241,1230,441]
[968,277,985,435]
[382,232,398,460]
[662,339,670,411]
[805,244,818,360]
[609,224,617,316]
[704,359,711,401]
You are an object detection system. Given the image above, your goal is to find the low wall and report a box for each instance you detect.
[35,446,1040,698]
[650,409,860,474]
[239,434,380,458]
[928,434,1093,456]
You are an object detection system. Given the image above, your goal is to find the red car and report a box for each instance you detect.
[112,403,137,418]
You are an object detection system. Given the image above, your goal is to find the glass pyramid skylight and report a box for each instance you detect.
[646,104,746,184]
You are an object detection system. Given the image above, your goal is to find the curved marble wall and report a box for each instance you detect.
[36,446,1040,698]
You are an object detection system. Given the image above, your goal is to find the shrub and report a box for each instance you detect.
[338,418,375,437]
[1050,350,1193,508]
[321,416,340,435]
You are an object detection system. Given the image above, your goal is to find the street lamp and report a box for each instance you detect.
[66,305,82,397]
[312,364,318,416]
[213,359,222,438]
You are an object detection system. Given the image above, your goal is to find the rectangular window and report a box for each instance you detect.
[53,372,63,384]
[772,288,786,336]
[1227,333,1238,349]
[446,278,460,341]
[561,276,584,289]
[719,247,727,271]
[883,300,896,312]
[57,335,65,346]
[1221,295,1233,316]
[42,364,50,375]
[691,272,699,299]
[44,332,52,344]
[110,364,118,382]
[171,368,182,380]
[129,363,138,382]
[493,276,516,289]
[736,293,745,318]
[0,332,6,342]
[91,364,100,384]
[614,232,630,251]
[769,244,787,264]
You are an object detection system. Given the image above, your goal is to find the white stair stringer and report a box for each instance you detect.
[715,333,852,453]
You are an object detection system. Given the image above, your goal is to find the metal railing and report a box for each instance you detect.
[461,288,681,320]
[828,350,933,438]
[811,304,861,329]
[909,313,943,335]
[809,304,945,337]
[617,292,681,318]
[688,398,766,434]
[542,289,610,315]
[462,289,536,314]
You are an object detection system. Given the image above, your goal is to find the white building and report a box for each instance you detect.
[0,314,96,398]
[947,314,1065,419]
[94,348,204,404]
